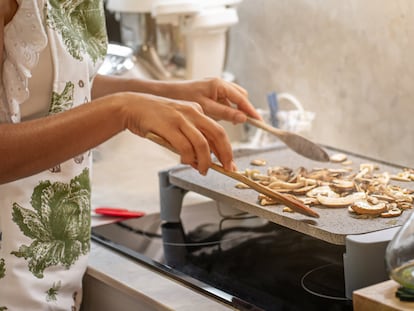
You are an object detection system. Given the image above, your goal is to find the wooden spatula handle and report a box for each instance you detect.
[210,163,319,218]
[145,132,319,218]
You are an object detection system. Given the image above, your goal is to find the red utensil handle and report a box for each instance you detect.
[94,207,145,218]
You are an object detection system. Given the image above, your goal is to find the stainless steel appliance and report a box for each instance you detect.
[92,146,411,310]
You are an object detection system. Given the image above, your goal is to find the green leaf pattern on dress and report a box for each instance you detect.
[0,257,6,310]
[46,281,62,302]
[46,0,108,63]
[0,258,5,279]
[11,169,91,279]
[49,81,74,115]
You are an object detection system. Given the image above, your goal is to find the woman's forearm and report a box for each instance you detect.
[91,75,261,122]
[0,94,127,184]
[91,74,186,100]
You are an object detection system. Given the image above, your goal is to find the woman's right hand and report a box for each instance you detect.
[118,92,234,175]
[0,89,234,184]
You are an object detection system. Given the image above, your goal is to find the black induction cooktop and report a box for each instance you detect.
[91,202,353,311]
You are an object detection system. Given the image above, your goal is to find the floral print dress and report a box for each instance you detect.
[0,0,107,309]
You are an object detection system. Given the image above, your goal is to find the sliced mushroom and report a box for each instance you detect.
[374,172,391,185]
[268,180,305,190]
[396,202,413,210]
[305,169,332,181]
[360,163,379,172]
[370,194,396,202]
[306,186,339,198]
[235,182,250,189]
[251,173,270,182]
[260,198,279,206]
[328,168,353,174]
[380,207,402,218]
[292,184,317,195]
[242,168,261,179]
[297,176,325,186]
[355,163,378,180]
[350,199,387,215]
[330,153,347,163]
[288,167,307,183]
[384,186,413,203]
[266,166,292,182]
[299,197,320,206]
[250,159,267,166]
[390,172,412,182]
[317,192,366,207]
[240,155,414,219]
[329,179,355,193]
[386,202,398,210]
[258,194,281,206]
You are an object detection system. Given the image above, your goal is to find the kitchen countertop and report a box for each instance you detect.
[88,130,234,310]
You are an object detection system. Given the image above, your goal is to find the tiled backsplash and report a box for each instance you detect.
[227,0,414,167]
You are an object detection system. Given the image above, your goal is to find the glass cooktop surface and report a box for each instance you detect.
[91,202,353,311]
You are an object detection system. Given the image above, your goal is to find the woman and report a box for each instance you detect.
[0,0,259,309]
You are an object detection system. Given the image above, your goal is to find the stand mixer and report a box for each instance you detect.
[106,0,242,80]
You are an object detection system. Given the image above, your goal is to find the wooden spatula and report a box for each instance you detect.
[246,117,329,162]
[145,132,320,218]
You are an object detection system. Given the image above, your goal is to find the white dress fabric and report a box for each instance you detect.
[0,0,107,310]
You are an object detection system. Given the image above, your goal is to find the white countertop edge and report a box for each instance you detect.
[85,264,173,311]
[87,241,235,311]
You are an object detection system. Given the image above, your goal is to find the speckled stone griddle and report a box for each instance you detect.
[168,145,413,245]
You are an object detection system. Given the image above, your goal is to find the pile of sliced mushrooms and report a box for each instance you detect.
[235,153,414,218]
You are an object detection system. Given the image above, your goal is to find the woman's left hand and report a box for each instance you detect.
[165,78,262,124]
[93,75,261,124]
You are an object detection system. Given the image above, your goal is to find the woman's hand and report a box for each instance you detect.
[91,75,258,174]
[92,75,261,124]
[119,92,234,175]
[162,77,262,123]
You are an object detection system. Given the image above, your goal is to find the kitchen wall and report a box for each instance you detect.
[226,0,414,167]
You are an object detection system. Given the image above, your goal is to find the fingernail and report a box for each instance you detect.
[234,113,246,124]
[231,161,238,172]
[223,161,235,172]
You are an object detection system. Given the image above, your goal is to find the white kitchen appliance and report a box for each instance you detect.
[105,0,241,80]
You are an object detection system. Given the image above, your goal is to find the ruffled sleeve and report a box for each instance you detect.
[0,0,47,123]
